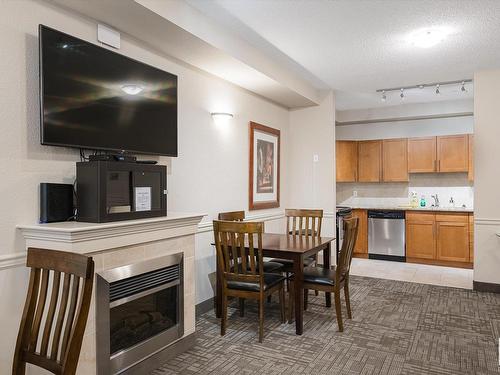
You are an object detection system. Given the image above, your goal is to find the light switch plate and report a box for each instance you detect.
[313,154,319,162]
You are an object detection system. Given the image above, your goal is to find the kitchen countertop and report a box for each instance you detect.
[346,204,473,213]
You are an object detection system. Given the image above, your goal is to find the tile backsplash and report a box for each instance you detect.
[336,173,473,209]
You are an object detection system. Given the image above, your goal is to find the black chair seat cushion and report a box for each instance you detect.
[227,273,285,292]
[269,257,315,269]
[261,261,284,273]
[301,266,337,287]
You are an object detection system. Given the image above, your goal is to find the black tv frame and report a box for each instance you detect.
[38,24,178,157]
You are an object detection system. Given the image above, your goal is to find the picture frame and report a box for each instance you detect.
[249,121,280,210]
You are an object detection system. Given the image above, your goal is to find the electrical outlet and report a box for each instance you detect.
[353,190,358,197]
[313,154,319,162]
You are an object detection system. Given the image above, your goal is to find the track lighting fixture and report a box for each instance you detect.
[376,79,472,102]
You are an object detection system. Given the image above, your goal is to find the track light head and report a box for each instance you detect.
[435,84,440,95]
[461,81,467,92]
[400,88,404,100]
[381,90,387,102]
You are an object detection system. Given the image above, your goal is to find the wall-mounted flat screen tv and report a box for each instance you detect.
[39,25,178,156]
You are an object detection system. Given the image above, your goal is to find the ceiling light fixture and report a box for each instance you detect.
[376,79,472,102]
[121,84,144,95]
[407,26,452,48]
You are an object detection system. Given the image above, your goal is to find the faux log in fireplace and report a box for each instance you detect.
[96,253,184,374]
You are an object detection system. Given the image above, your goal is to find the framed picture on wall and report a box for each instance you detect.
[249,121,280,210]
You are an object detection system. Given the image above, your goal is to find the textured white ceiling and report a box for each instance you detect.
[188,0,500,109]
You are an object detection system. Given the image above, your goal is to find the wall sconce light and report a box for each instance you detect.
[211,112,234,125]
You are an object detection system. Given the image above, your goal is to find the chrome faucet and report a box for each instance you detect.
[431,194,440,207]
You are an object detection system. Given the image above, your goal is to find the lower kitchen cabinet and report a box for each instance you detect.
[406,213,436,260]
[405,211,472,268]
[352,209,368,256]
[469,214,474,262]
[436,214,469,263]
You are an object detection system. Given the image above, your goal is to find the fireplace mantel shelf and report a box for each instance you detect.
[17,212,206,254]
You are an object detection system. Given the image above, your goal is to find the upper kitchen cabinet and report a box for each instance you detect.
[408,137,437,173]
[336,141,358,182]
[468,134,474,181]
[358,140,382,182]
[437,134,469,172]
[382,138,408,181]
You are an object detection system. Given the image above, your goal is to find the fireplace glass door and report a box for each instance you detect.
[110,285,178,355]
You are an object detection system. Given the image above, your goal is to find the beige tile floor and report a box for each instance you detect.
[350,258,473,289]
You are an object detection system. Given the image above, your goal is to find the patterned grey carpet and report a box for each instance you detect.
[152,276,500,374]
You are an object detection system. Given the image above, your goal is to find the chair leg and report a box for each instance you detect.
[239,298,245,317]
[258,297,264,343]
[315,290,319,296]
[267,295,272,303]
[288,281,294,323]
[221,295,228,336]
[304,288,308,311]
[344,283,352,319]
[279,286,286,323]
[334,289,343,332]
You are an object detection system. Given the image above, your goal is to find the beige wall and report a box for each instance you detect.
[0,0,300,371]
[473,69,500,285]
[288,92,336,237]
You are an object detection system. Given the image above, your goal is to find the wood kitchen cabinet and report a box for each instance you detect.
[469,213,474,262]
[436,213,469,262]
[468,134,474,181]
[408,137,437,173]
[406,211,472,267]
[336,141,358,182]
[437,135,469,172]
[352,209,368,256]
[406,212,436,260]
[382,138,408,181]
[358,140,382,182]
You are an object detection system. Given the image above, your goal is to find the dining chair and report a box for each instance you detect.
[289,217,359,332]
[218,211,283,273]
[270,209,323,288]
[213,220,286,342]
[13,248,94,375]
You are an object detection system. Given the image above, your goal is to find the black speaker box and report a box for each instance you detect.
[40,183,74,223]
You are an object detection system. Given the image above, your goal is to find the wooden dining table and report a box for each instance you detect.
[214,233,335,335]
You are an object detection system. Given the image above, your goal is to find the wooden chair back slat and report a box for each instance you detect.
[40,271,61,356]
[29,269,50,351]
[50,273,71,361]
[61,276,80,360]
[13,248,94,375]
[213,220,264,286]
[218,210,245,221]
[336,218,359,281]
[248,233,255,274]
[285,209,323,237]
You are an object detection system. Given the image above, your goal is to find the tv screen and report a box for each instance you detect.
[39,25,178,156]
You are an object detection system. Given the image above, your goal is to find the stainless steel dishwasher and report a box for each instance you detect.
[368,210,405,262]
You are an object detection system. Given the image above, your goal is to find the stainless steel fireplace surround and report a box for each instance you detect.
[96,253,184,374]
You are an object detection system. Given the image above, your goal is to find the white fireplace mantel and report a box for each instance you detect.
[16,212,206,374]
[17,212,206,254]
